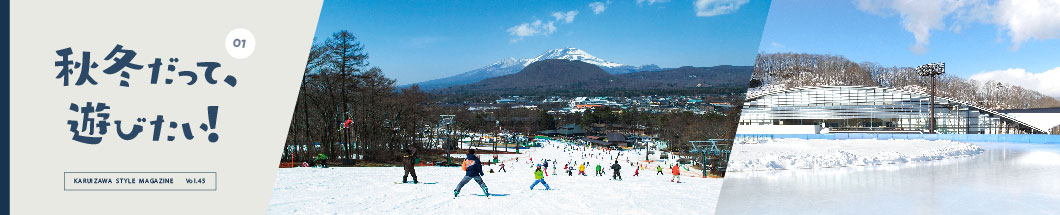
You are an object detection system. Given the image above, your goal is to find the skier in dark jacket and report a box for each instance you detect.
[610,160,622,180]
[542,160,549,176]
[454,149,489,197]
[402,148,419,184]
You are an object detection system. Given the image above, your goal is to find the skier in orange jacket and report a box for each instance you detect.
[671,164,681,183]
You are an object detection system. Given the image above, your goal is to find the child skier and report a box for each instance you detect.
[454,149,489,197]
[595,164,603,176]
[530,165,551,190]
[656,165,664,175]
[671,164,681,183]
[578,164,587,176]
[498,163,506,172]
[633,167,640,176]
[610,160,622,180]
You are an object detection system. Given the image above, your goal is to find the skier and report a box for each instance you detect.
[610,160,622,180]
[454,149,489,197]
[656,165,664,175]
[633,166,640,176]
[578,164,587,176]
[671,164,681,183]
[498,163,507,172]
[542,160,549,176]
[595,164,603,176]
[314,153,329,168]
[401,148,419,184]
[567,166,573,176]
[530,165,551,190]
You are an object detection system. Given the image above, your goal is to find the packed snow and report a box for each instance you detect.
[727,138,984,171]
[269,140,722,214]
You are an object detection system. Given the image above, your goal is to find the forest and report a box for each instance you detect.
[751,53,1060,110]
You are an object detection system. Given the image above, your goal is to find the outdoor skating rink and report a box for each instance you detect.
[269,140,723,214]
[717,142,1060,215]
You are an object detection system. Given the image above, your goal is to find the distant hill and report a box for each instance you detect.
[750,52,1060,110]
[436,59,752,95]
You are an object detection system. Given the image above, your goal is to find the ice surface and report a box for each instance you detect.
[717,142,1060,215]
[728,139,984,171]
[269,140,722,214]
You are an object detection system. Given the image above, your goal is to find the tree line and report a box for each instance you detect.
[284,30,438,164]
[753,52,1060,109]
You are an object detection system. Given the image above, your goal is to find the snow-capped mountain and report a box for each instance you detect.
[410,48,660,90]
[527,48,624,68]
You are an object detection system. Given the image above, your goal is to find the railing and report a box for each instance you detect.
[735,133,1060,144]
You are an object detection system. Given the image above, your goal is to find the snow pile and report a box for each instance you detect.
[728,139,984,171]
[269,140,722,214]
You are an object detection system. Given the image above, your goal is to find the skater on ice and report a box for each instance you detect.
[454,149,489,197]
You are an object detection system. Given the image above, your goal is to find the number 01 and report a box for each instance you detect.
[233,39,247,48]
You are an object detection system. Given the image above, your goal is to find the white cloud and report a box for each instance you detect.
[507,19,557,42]
[970,67,1060,98]
[508,10,581,42]
[854,0,978,54]
[771,42,785,49]
[407,36,440,48]
[637,0,669,6]
[694,0,750,17]
[589,2,608,14]
[854,0,1060,53]
[994,0,1060,49]
[552,10,579,24]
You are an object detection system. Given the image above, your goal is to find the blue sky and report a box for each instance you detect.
[313,0,772,85]
[758,0,1060,97]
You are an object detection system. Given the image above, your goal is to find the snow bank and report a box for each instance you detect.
[728,139,983,171]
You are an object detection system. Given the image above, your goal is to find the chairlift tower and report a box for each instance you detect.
[440,115,456,166]
[689,139,732,177]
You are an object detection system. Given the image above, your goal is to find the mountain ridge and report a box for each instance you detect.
[406,48,662,90]
[436,59,753,95]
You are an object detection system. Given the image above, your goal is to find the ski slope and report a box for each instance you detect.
[269,140,722,214]
[728,138,984,171]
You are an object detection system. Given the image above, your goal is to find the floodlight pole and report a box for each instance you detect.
[917,62,945,134]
